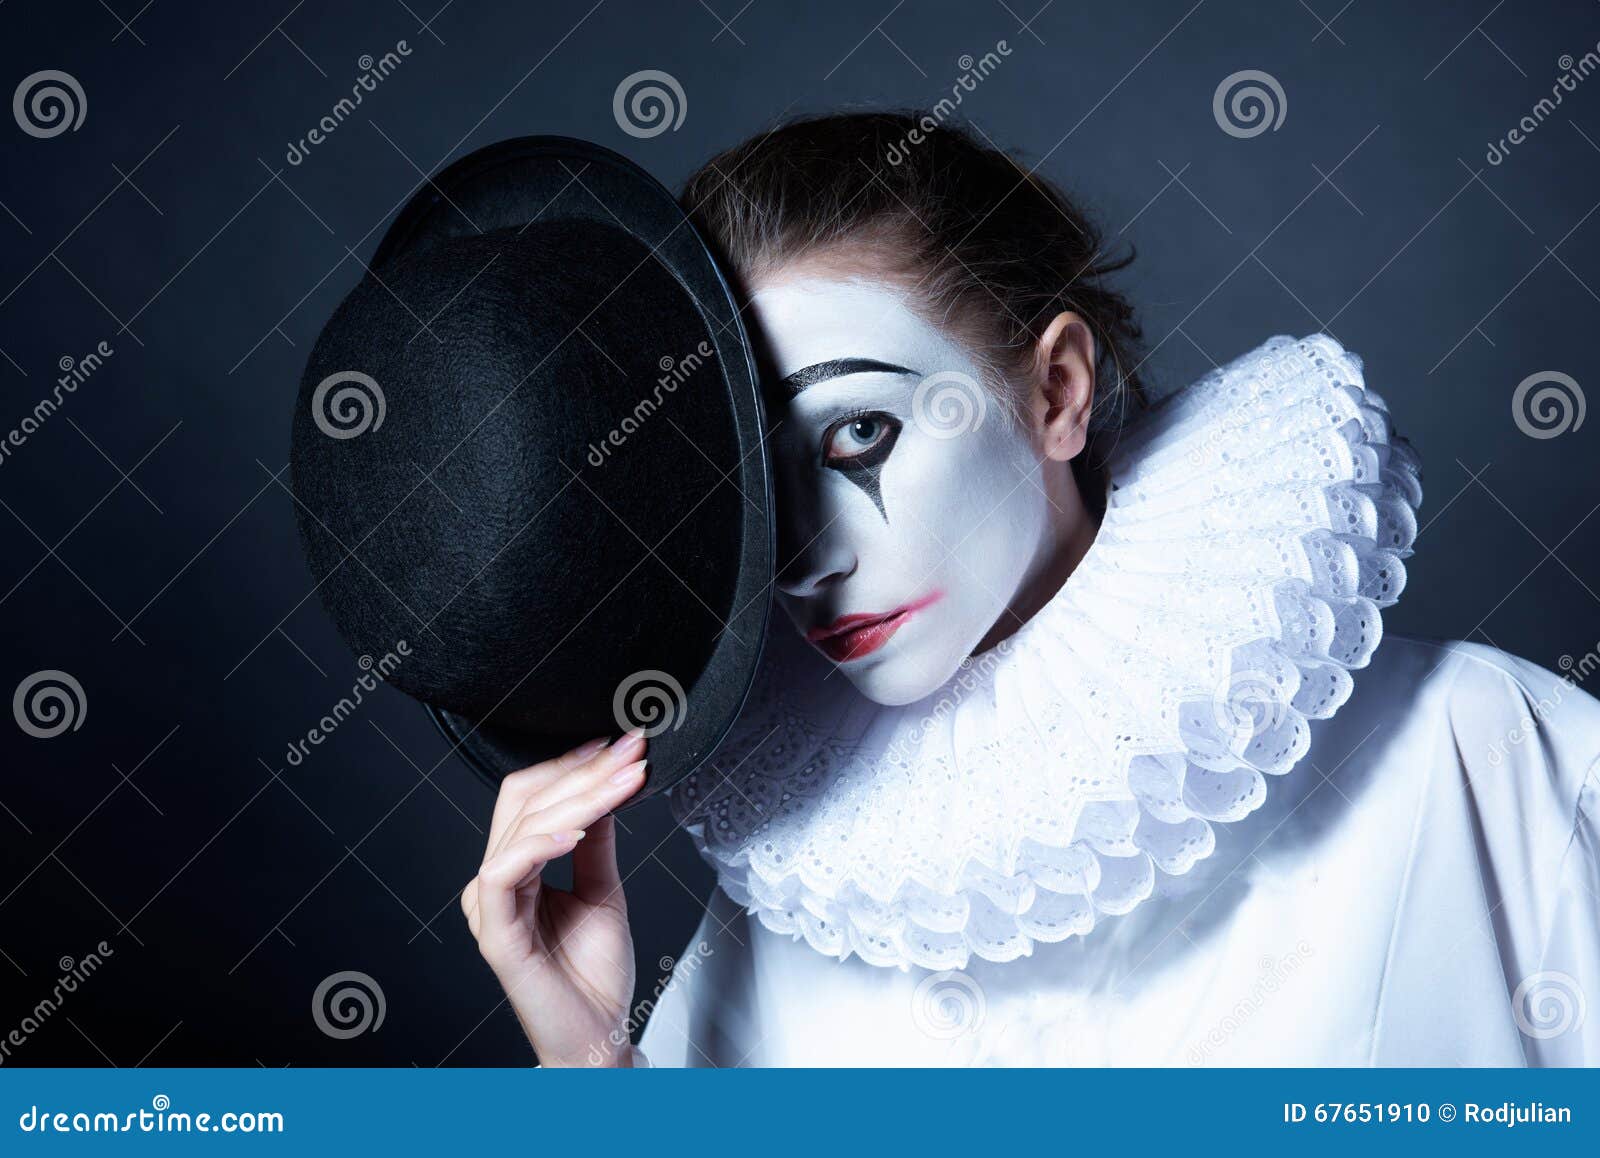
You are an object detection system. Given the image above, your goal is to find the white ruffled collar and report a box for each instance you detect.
[670,334,1423,971]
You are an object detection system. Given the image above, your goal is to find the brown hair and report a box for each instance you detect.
[681,110,1146,504]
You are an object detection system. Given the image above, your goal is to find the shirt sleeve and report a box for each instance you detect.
[1441,643,1600,1065]
[1521,754,1600,1065]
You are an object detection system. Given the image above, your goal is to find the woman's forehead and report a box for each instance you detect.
[747,275,966,380]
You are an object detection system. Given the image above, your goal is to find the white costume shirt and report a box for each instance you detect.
[640,336,1600,1066]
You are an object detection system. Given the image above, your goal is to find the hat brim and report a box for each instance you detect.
[376,136,772,805]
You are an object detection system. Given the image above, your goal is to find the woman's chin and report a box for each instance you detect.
[834,648,962,707]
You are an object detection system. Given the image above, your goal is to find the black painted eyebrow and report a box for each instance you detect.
[780,358,916,395]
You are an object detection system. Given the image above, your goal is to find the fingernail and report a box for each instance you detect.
[573,737,610,759]
[610,759,648,785]
[550,829,585,845]
[609,731,647,759]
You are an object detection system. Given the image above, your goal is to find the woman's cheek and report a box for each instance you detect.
[897,424,1034,552]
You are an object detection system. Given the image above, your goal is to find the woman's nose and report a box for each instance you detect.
[776,541,855,598]
[775,509,856,598]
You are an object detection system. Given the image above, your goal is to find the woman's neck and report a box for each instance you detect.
[974,470,1100,655]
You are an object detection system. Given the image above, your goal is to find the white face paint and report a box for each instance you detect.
[751,275,1052,705]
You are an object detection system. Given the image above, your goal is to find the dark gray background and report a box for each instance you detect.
[1,0,1597,1065]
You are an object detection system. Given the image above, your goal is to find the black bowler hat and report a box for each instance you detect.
[289,136,772,801]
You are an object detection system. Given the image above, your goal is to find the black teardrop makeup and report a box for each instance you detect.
[822,411,901,520]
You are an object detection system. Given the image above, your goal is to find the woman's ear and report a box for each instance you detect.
[1030,312,1096,462]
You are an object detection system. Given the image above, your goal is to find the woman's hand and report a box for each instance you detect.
[461,731,649,1067]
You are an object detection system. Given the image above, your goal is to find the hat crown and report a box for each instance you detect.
[291,220,743,741]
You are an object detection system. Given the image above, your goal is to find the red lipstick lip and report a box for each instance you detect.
[806,591,943,663]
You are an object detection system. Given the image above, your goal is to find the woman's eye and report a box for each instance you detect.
[823,414,899,465]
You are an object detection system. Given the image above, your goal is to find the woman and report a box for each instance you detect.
[460,113,1600,1066]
